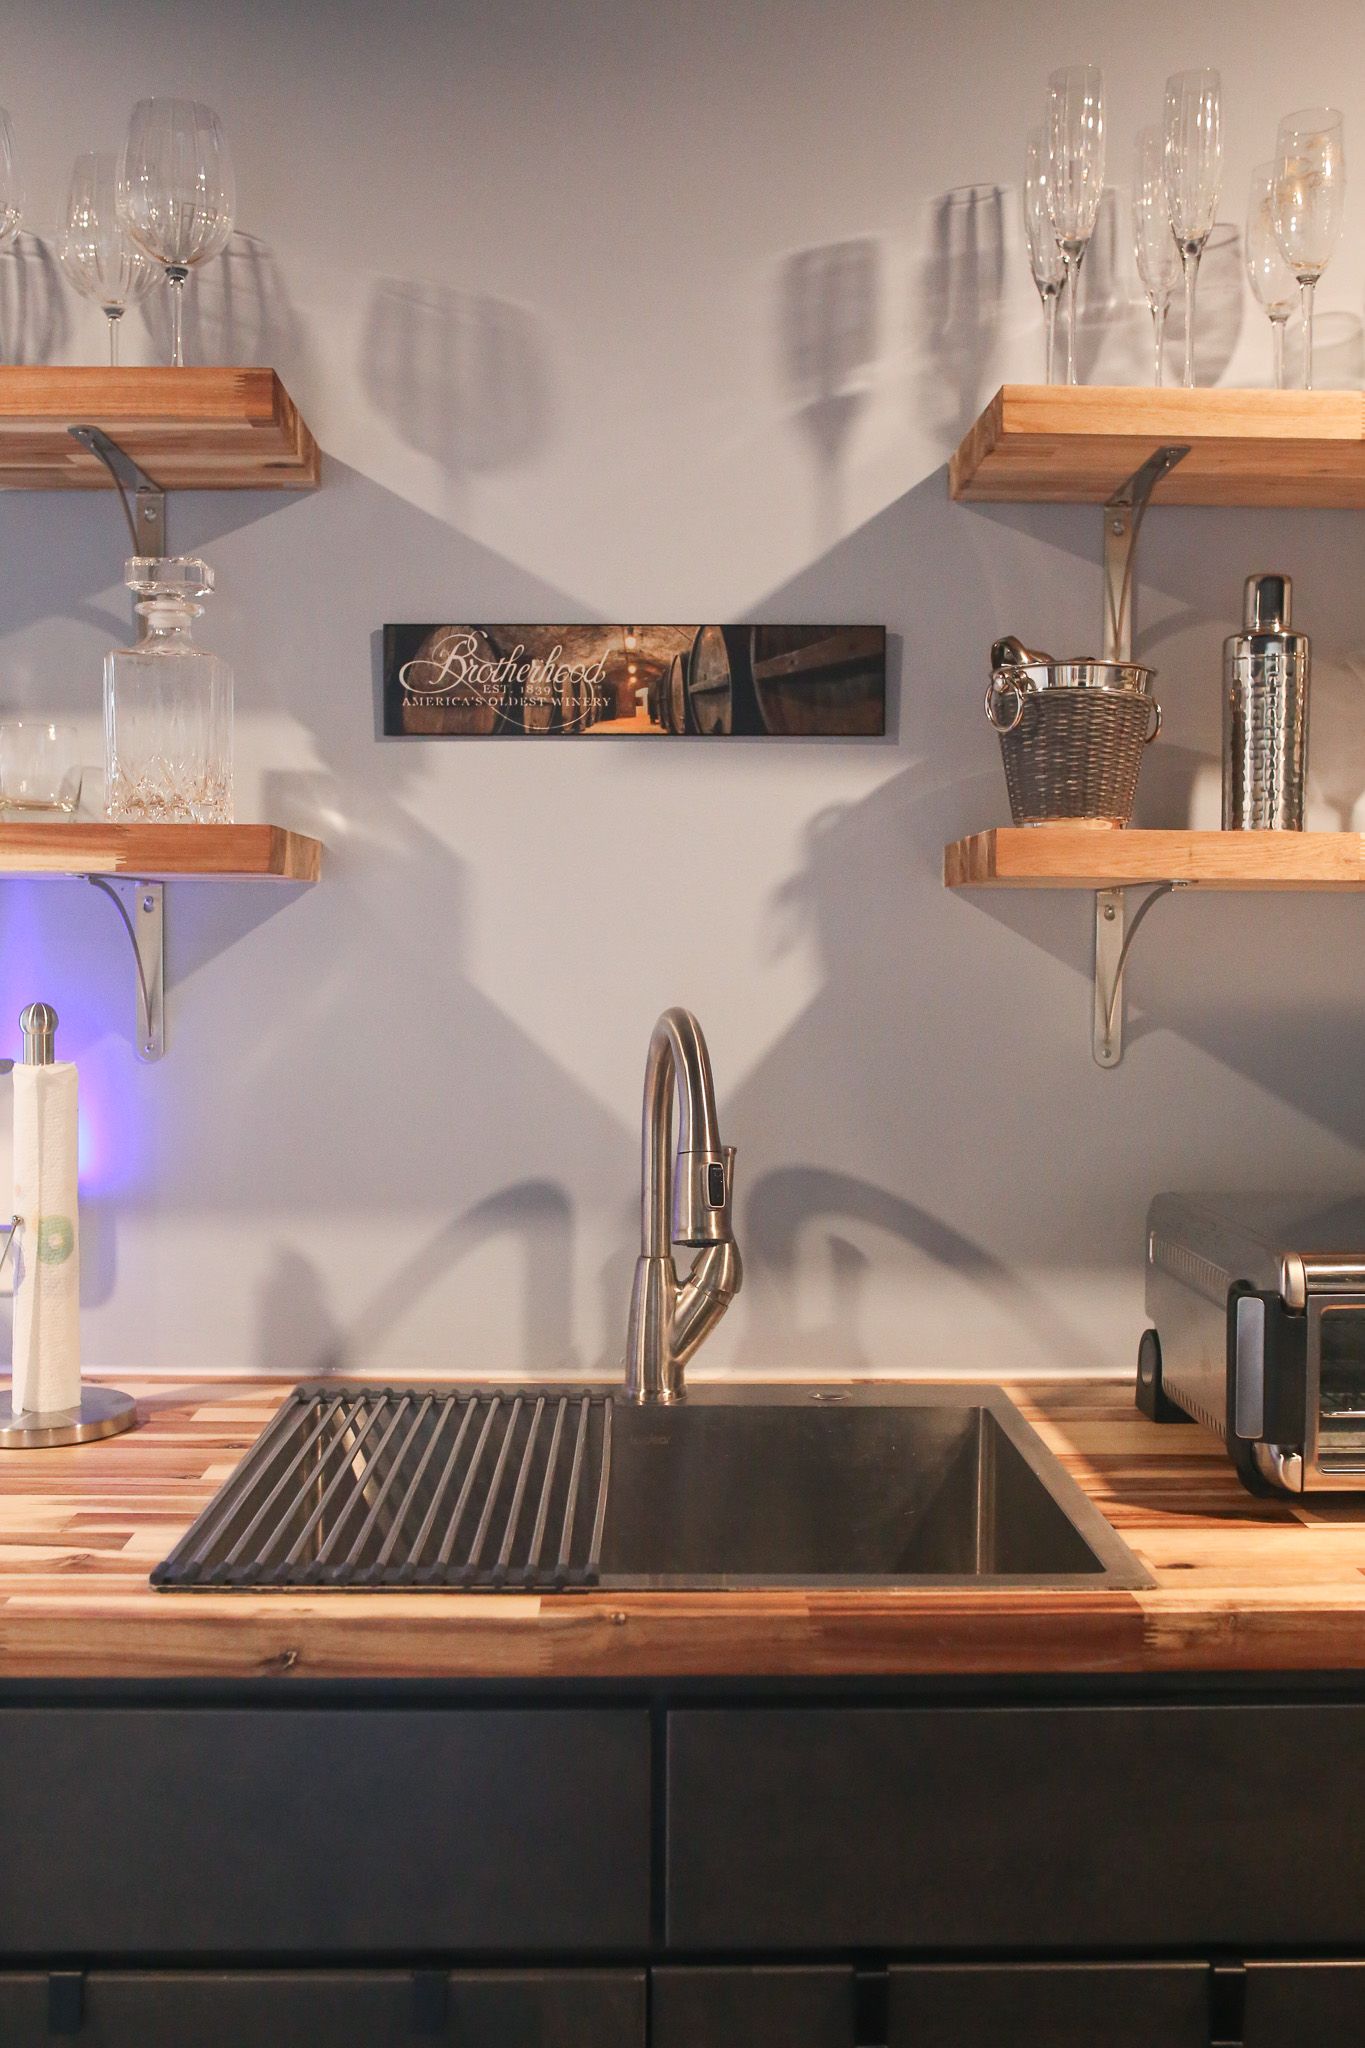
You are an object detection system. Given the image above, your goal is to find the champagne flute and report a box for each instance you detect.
[117,98,235,368]
[1164,69,1222,388]
[1046,65,1105,386]
[1132,127,1180,387]
[0,108,22,361]
[58,153,161,366]
[1245,162,1298,389]
[1023,129,1065,382]
[1272,108,1345,391]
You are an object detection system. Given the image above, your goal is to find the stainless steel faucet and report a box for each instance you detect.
[624,1007,742,1403]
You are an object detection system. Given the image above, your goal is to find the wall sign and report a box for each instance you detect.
[382,624,885,737]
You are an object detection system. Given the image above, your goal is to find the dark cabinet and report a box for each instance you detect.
[0,1970,646,2046]
[887,1964,1210,2048]
[667,1705,1365,1950]
[651,1966,855,2046]
[0,1708,650,1955]
[1243,1961,1365,2046]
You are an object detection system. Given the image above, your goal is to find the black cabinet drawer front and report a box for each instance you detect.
[666,1705,1365,1950]
[652,1965,855,2047]
[0,1709,650,1955]
[0,1970,646,2047]
[1244,1961,1365,2046]
[888,1964,1209,2048]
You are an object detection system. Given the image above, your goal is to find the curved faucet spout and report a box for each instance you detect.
[626,1007,741,1402]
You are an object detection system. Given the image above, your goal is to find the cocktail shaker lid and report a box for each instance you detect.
[1243,572,1292,633]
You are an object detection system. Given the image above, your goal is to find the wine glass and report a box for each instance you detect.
[117,99,235,368]
[1272,108,1345,391]
[1132,127,1180,387]
[1164,69,1222,388]
[1023,129,1065,382]
[1046,65,1106,386]
[58,154,161,366]
[1245,162,1298,389]
[0,108,22,361]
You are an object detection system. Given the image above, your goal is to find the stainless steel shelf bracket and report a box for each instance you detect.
[1093,882,1178,1068]
[66,426,167,633]
[1101,445,1190,662]
[86,876,165,1061]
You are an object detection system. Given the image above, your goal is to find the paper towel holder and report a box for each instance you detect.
[0,1005,136,1449]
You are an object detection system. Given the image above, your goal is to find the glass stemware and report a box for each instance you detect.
[117,99,235,368]
[1272,108,1345,391]
[58,153,161,366]
[1164,69,1222,388]
[1245,162,1298,389]
[1046,65,1105,386]
[1132,127,1180,387]
[1023,129,1065,382]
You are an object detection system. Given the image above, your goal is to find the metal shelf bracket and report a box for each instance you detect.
[1101,445,1190,661]
[1093,882,1180,1068]
[87,876,165,1061]
[66,426,167,633]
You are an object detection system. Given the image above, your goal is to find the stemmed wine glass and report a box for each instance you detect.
[1164,70,1222,388]
[0,109,23,361]
[1245,162,1298,389]
[1023,129,1065,382]
[1271,108,1345,391]
[1132,127,1180,387]
[58,154,161,366]
[117,99,235,368]
[1046,65,1105,386]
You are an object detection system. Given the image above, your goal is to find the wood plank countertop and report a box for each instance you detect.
[2,1377,1365,1682]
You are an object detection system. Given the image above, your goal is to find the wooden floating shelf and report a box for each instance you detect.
[950,385,1365,507]
[945,828,1365,892]
[0,822,322,882]
[0,367,319,490]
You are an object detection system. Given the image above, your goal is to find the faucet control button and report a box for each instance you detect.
[707,1163,727,1206]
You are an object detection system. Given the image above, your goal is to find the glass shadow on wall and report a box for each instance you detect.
[381,623,886,738]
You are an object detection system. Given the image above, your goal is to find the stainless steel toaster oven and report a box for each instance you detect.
[1138,1194,1365,1496]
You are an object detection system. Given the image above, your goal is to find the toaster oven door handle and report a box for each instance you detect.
[1233,1291,1266,1440]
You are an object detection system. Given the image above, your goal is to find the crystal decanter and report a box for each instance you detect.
[104,556,233,823]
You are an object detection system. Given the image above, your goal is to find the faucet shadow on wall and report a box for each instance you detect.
[255,1180,583,1378]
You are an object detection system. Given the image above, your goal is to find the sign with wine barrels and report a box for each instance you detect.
[382,624,885,738]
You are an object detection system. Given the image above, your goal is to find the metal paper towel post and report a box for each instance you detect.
[0,1005,137,1449]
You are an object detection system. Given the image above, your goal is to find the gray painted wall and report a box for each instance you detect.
[2,0,1364,1381]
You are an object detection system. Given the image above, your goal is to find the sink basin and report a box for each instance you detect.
[152,1380,1150,1593]
[598,1384,1147,1589]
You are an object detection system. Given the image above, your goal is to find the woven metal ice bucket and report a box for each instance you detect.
[985,638,1161,828]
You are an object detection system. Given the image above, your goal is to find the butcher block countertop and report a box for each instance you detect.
[3,1377,1365,1682]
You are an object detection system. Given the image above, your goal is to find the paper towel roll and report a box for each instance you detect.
[11,1060,80,1415]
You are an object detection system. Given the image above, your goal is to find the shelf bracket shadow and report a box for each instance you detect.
[86,876,165,1061]
[1101,445,1190,661]
[1093,882,1179,1068]
[67,426,166,634]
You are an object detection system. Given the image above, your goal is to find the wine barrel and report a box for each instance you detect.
[399,625,502,736]
[749,625,885,735]
[662,651,691,734]
[520,657,556,733]
[686,625,763,735]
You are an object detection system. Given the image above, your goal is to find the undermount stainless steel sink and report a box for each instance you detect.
[152,1381,1150,1593]
[598,1383,1148,1589]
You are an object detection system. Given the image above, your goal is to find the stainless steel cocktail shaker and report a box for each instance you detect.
[1222,573,1310,830]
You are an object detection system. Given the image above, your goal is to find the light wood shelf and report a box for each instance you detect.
[950,385,1365,507]
[945,827,1365,892]
[0,367,319,489]
[0,822,322,882]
